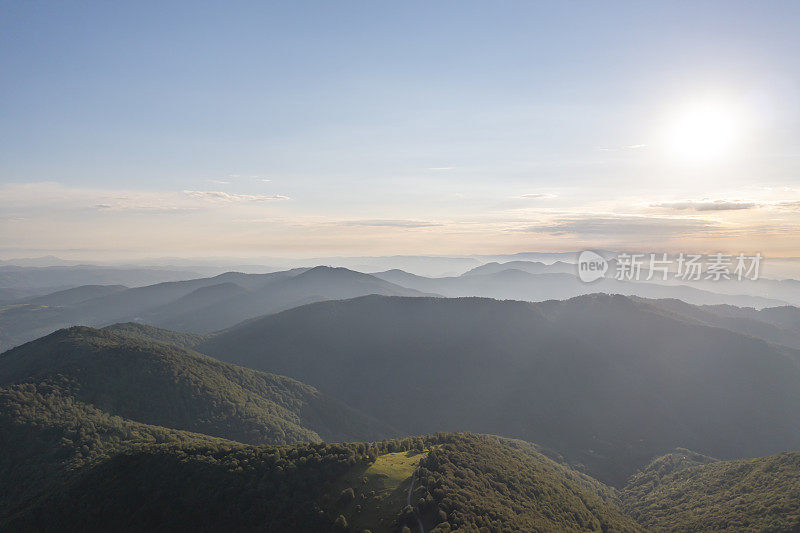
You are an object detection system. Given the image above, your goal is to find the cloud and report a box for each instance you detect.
[520,193,557,199]
[183,190,290,202]
[0,182,192,213]
[652,200,759,211]
[776,201,800,210]
[524,216,718,237]
[427,167,453,171]
[207,179,231,184]
[598,144,647,152]
[341,219,442,228]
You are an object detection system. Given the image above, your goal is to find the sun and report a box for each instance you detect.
[664,100,745,164]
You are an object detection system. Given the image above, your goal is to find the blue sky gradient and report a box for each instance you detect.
[2,1,799,259]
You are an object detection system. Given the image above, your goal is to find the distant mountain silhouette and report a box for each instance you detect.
[0,265,201,290]
[0,267,428,351]
[373,266,786,307]
[461,260,576,276]
[22,284,128,307]
[637,297,800,348]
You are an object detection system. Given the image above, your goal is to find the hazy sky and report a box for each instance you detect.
[2,1,800,260]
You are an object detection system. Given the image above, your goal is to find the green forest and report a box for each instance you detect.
[1,315,800,532]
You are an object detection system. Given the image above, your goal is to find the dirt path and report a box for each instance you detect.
[407,469,424,533]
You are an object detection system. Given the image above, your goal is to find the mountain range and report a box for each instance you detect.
[2,262,795,353]
[0,266,426,351]
[196,294,800,485]
[2,306,799,531]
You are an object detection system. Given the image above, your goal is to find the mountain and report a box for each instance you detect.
[415,433,642,532]
[0,287,51,304]
[1,430,642,532]
[622,449,800,531]
[0,327,395,446]
[134,266,432,333]
[659,276,800,307]
[0,255,80,267]
[462,260,576,276]
[101,322,209,349]
[3,317,800,531]
[20,284,128,306]
[0,381,226,520]
[373,267,786,308]
[0,266,428,351]
[0,265,201,290]
[199,294,800,485]
[639,298,800,348]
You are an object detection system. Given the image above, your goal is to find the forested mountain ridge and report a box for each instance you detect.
[0,381,227,519]
[199,293,800,485]
[622,450,800,531]
[3,316,800,531]
[1,430,643,533]
[635,297,800,349]
[0,326,396,446]
[101,321,209,349]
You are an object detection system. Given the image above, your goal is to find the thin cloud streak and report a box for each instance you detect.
[652,200,759,211]
[521,193,557,199]
[341,219,442,228]
[524,216,719,237]
[183,191,290,202]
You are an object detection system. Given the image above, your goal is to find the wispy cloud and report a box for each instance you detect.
[524,216,718,237]
[652,200,760,211]
[427,167,453,171]
[598,144,648,152]
[341,219,441,228]
[520,193,557,199]
[183,190,290,202]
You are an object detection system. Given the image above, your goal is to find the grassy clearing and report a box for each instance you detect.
[324,449,428,532]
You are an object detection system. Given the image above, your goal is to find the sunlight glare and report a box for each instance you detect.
[664,100,745,164]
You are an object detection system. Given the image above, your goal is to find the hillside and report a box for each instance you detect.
[416,434,642,532]
[0,327,395,446]
[3,318,800,531]
[622,450,800,531]
[1,430,642,532]
[21,284,128,306]
[637,298,800,348]
[0,382,226,518]
[199,294,800,485]
[101,322,209,349]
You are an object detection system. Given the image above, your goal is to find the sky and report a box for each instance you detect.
[2,0,800,260]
